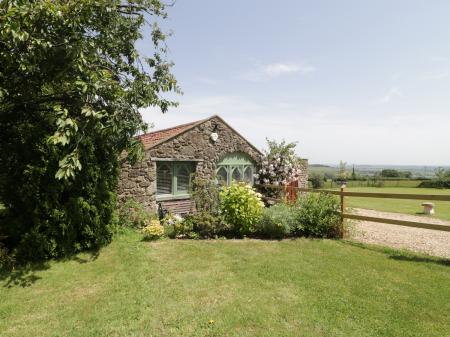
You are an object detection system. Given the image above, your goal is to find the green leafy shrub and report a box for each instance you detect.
[219,183,264,235]
[419,179,450,189]
[255,203,296,239]
[309,173,324,189]
[294,193,341,238]
[162,213,197,239]
[118,198,155,229]
[184,212,225,239]
[142,220,165,241]
[191,175,220,214]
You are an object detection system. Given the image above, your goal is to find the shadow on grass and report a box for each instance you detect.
[0,248,100,288]
[341,240,450,267]
[65,249,100,264]
[0,262,49,288]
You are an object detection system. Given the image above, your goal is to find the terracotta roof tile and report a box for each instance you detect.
[138,119,205,149]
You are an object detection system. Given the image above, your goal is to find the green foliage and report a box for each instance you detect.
[418,179,450,189]
[162,213,197,239]
[380,169,412,178]
[309,172,325,189]
[142,220,164,241]
[420,168,450,188]
[255,203,296,239]
[0,1,178,261]
[118,198,155,228]
[190,174,220,214]
[184,211,225,239]
[294,193,341,238]
[434,167,450,180]
[219,183,264,235]
[338,161,348,181]
[380,169,400,178]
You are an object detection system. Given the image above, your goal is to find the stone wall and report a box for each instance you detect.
[297,159,309,189]
[117,116,263,212]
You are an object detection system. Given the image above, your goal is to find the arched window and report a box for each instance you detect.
[216,166,228,185]
[216,152,255,186]
[243,166,253,184]
[232,167,242,182]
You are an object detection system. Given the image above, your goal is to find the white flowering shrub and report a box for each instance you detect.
[254,139,303,197]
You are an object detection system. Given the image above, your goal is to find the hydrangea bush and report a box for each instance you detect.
[219,182,264,235]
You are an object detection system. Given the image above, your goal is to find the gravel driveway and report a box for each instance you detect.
[348,208,450,259]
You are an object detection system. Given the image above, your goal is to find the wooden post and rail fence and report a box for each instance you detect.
[255,183,450,235]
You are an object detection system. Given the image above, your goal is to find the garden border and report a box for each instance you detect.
[255,184,450,234]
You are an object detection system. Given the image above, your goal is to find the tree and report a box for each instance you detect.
[380,169,400,178]
[0,1,179,261]
[435,167,450,181]
[337,161,348,181]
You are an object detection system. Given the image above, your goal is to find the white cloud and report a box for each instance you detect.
[263,63,316,77]
[240,61,316,82]
[379,87,402,103]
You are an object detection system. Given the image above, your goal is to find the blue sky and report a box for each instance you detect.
[139,1,450,165]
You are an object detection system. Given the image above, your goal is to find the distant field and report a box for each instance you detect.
[337,187,450,221]
[322,180,424,189]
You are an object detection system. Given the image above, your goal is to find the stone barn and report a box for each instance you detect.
[118,115,308,214]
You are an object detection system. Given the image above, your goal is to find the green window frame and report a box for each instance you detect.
[216,153,255,186]
[156,162,196,198]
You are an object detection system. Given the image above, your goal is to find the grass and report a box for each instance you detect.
[322,180,425,189]
[1,230,449,337]
[338,187,450,221]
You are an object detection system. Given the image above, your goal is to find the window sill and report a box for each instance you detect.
[156,194,191,202]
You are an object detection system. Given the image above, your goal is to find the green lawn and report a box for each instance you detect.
[1,230,449,337]
[338,187,450,221]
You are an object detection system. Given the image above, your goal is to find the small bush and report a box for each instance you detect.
[219,182,264,235]
[118,198,155,228]
[142,220,165,241]
[294,193,341,238]
[184,212,226,238]
[419,179,450,189]
[162,213,197,239]
[255,203,296,238]
[191,175,220,214]
[309,173,324,189]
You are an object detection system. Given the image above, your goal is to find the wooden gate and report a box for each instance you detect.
[285,180,298,202]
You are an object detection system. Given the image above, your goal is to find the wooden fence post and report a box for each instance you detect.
[340,184,346,238]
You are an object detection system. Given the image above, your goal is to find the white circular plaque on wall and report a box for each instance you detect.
[210,132,219,142]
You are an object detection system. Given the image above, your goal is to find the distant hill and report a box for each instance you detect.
[309,164,334,168]
[308,164,450,179]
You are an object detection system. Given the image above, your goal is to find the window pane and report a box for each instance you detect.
[244,166,253,184]
[157,163,172,195]
[216,166,228,185]
[232,167,242,182]
[176,165,190,193]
